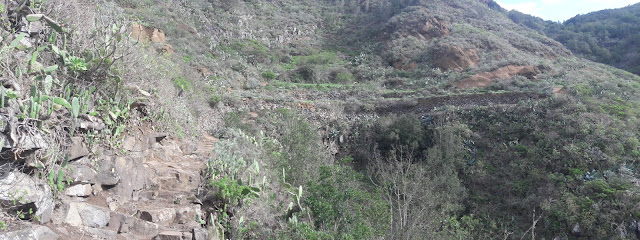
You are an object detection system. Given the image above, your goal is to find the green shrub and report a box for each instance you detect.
[261,71,277,80]
[209,94,222,107]
[173,76,192,91]
[305,165,389,240]
[334,71,355,83]
[209,176,259,206]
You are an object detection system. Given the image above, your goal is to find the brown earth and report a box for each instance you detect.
[455,65,539,89]
[410,17,451,41]
[392,57,419,71]
[553,86,567,96]
[432,46,480,71]
[130,23,166,43]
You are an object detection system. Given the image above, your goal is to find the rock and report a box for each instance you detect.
[107,212,126,232]
[152,231,187,240]
[110,156,148,199]
[175,206,201,225]
[0,172,54,222]
[192,228,209,240]
[138,208,176,225]
[120,217,159,236]
[64,184,93,197]
[83,227,117,240]
[67,163,97,184]
[108,201,118,211]
[65,202,110,228]
[68,137,90,160]
[122,136,137,152]
[130,23,166,43]
[93,184,103,196]
[0,225,59,240]
[96,157,120,186]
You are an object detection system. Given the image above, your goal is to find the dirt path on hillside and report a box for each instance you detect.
[375,92,547,114]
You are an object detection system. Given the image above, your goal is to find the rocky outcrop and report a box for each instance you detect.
[455,65,539,89]
[0,225,59,240]
[130,23,166,43]
[432,46,480,71]
[129,23,174,55]
[0,172,54,222]
[64,202,110,228]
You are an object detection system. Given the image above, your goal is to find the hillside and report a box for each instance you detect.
[1,0,640,239]
[508,3,640,74]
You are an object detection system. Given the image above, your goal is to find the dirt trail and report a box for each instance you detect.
[375,92,547,114]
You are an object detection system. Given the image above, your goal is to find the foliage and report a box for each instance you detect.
[208,94,222,107]
[261,71,277,80]
[173,76,193,91]
[305,164,389,239]
[209,176,260,206]
[508,3,640,74]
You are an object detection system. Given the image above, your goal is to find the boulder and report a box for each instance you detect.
[65,202,110,228]
[110,156,148,199]
[67,137,90,161]
[122,136,144,152]
[0,225,59,240]
[64,184,93,197]
[107,212,127,232]
[66,163,97,184]
[120,216,159,236]
[0,172,54,222]
[96,157,120,186]
[175,206,202,225]
[138,208,176,225]
[83,227,117,240]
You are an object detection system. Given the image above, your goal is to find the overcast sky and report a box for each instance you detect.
[495,0,640,22]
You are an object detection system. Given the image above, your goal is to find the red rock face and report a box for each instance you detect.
[456,65,539,89]
[129,23,166,43]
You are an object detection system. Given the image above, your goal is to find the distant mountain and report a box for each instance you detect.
[508,3,640,74]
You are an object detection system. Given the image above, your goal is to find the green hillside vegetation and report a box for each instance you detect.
[508,3,640,74]
[2,0,640,239]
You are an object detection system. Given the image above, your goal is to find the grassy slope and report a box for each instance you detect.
[114,0,640,239]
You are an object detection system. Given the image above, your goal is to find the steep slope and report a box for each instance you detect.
[508,3,640,74]
[3,0,640,240]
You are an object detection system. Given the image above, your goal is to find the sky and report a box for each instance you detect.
[495,0,640,22]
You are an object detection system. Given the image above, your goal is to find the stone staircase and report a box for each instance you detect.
[28,131,220,240]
